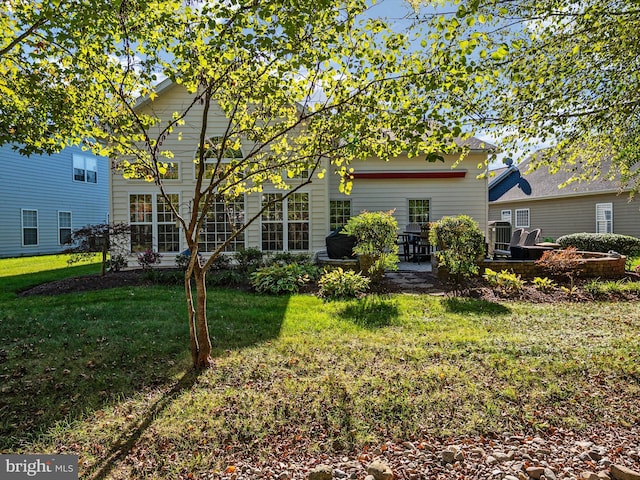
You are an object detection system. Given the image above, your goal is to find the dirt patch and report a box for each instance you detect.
[18,270,146,297]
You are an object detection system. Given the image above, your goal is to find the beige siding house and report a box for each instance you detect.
[111,81,490,262]
[488,156,640,241]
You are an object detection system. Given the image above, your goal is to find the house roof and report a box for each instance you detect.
[136,80,495,153]
[490,154,624,203]
[457,136,496,152]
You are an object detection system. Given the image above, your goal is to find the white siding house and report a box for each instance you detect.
[110,82,490,263]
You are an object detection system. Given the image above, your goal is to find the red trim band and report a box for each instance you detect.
[350,171,466,179]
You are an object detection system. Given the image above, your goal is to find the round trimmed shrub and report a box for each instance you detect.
[556,233,640,256]
[429,215,485,283]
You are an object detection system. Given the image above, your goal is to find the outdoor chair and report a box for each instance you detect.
[404,223,430,263]
[397,234,411,262]
[523,229,541,246]
[493,228,525,258]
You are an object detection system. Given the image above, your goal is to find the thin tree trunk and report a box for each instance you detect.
[184,271,199,367]
[194,265,213,369]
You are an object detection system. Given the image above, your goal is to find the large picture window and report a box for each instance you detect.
[596,203,613,233]
[21,209,38,246]
[329,200,351,231]
[200,195,246,252]
[408,199,430,224]
[129,193,180,253]
[58,211,72,245]
[73,155,98,183]
[261,192,309,251]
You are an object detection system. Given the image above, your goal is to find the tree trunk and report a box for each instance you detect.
[193,264,213,369]
[184,272,199,367]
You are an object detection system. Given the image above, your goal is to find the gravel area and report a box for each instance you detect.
[213,426,640,480]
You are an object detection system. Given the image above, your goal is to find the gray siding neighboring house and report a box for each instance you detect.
[0,144,110,258]
[488,156,640,241]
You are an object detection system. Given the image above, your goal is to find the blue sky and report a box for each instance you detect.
[360,0,545,168]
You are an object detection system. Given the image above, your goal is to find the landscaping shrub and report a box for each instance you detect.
[343,210,399,282]
[208,253,232,271]
[250,263,318,294]
[264,251,314,267]
[206,269,244,287]
[105,253,127,272]
[483,268,525,295]
[535,247,584,287]
[532,276,557,292]
[175,250,206,270]
[583,278,640,296]
[137,249,162,269]
[556,233,640,256]
[429,215,485,285]
[318,267,370,299]
[233,247,264,274]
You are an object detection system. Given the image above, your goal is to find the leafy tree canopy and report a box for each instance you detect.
[2,0,488,368]
[418,0,640,188]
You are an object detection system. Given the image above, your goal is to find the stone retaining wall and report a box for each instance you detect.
[480,251,627,279]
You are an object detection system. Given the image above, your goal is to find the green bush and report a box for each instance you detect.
[250,263,318,294]
[532,276,557,292]
[429,215,485,285]
[233,247,264,274]
[343,210,399,282]
[483,268,525,294]
[208,253,232,271]
[556,233,640,256]
[264,251,314,267]
[206,269,244,287]
[105,253,127,272]
[318,267,371,300]
[583,278,640,296]
[142,268,183,285]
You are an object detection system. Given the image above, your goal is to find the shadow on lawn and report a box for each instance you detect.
[0,279,289,463]
[442,297,511,315]
[340,296,400,328]
[86,369,201,480]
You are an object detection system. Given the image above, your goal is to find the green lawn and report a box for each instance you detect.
[1,255,639,478]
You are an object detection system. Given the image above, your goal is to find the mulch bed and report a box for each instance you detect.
[17,269,640,302]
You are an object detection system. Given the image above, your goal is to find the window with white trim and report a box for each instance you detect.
[129,193,180,253]
[200,195,246,252]
[73,155,98,183]
[130,194,153,252]
[197,137,243,179]
[514,208,530,228]
[408,199,430,224]
[58,211,72,245]
[501,210,512,224]
[596,203,613,233]
[160,163,179,180]
[329,200,351,231]
[21,209,38,246]
[156,194,180,252]
[261,192,309,251]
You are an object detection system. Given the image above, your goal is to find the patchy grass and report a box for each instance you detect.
[1,257,639,479]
